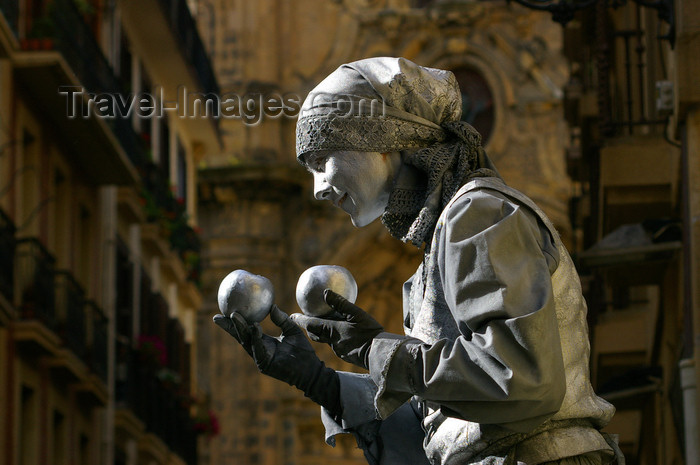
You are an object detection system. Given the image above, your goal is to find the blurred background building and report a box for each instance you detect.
[0,1,698,465]
[0,0,219,464]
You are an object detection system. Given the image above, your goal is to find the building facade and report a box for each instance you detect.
[559,0,698,463]
[0,0,220,464]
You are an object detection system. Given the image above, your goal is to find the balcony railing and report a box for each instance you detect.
[14,238,108,380]
[49,0,147,170]
[158,0,219,96]
[15,238,56,328]
[55,271,87,360]
[116,342,197,463]
[592,2,670,137]
[0,208,16,301]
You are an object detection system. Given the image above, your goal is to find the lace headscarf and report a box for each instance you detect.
[296,57,499,247]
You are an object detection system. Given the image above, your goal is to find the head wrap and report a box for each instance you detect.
[296,57,499,247]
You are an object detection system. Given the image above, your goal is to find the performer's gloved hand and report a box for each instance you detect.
[291,290,384,369]
[213,305,341,416]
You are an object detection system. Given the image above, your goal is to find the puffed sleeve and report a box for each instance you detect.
[367,188,566,433]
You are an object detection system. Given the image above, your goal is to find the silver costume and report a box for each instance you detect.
[296,57,621,465]
[322,177,617,465]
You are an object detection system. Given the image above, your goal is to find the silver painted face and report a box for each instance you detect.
[296,265,358,317]
[306,151,399,227]
[217,269,274,323]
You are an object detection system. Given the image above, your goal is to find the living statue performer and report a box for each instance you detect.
[214,57,624,465]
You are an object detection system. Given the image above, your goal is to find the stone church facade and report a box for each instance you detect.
[195,1,576,464]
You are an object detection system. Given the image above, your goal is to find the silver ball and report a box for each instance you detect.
[296,265,357,317]
[218,270,274,323]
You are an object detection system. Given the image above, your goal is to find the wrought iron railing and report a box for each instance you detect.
[15,238,56,328]
[54,270,87,359]
[594,2,669,137]
[115,273,197,461]
[49,0,147,170]
[14,240,107,381]
[0,208,16,301]
[116,342,197,463]
[30,0,203,270]
[158,0,219,96]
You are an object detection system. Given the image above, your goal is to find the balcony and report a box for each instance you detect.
[9,0,143,186]
[563,2,672,140]
[158,0,219,97]
[49,0,148,171]
[119,0,221,156]
[86,300,109,383]
[111,285,198,461]
[116,339,197,464]
[12,237,108,392]
[139,167,203,289]
[55,271,87,360]
[15,238,57,330]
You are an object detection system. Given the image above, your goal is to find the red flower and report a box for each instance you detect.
[208,410,220,436]
[194,410,220,438]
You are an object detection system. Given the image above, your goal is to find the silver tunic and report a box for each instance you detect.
[322,178,616,465]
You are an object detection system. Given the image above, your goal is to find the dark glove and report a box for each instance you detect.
[213,305,341,416]
[291,290,384,369]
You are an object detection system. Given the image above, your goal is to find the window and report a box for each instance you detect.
[157,117,170,178]
[452,67,495,144]
[75,204,93,291]
[115,238,133,340]
[176,137,187,205]
[117,25,133,92]
[19,385,37,465]
[52,168,70,268]
[53,410,66,465]
[79,433,90,465]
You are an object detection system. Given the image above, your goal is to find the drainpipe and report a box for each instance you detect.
[680,359,698,465]
[100,186,118,465]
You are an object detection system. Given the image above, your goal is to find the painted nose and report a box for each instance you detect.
[313,173,332,201]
